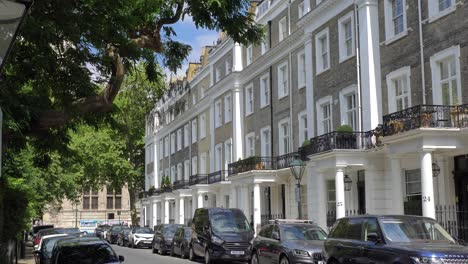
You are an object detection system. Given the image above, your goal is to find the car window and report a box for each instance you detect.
[281,225,327,241]
[346,218,363,240]
[210,211,251,234]
[163,225,181,236]
[259,225,272,238]
[364,218,380,241]
[56,244,118,264]
[329,219,348,239]
[111,226,122,232]
[135,227,152,234]
[184,228,192,238]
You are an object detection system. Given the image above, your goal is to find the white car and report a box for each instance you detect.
[33,234,68,263]
[128,227,154,248]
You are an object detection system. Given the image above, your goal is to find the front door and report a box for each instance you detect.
[454,155,468,240]
[357,171,366,214]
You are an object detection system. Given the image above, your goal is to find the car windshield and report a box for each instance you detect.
[42,237,68,259]
[184,228,192,238]
[56,244,118,264]
[381,218,455,244]
[111,226,122,232]
[135,227,152,234]
[281,225,327,241]
[210,211,252,234]
[163,225,180,237]
[59,228,81,234]
[122,229,131,234]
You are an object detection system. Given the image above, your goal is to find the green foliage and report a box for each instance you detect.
[336,125,354,132]
[301,139,311,147]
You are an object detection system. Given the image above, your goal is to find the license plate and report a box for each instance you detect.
[317,261,324,264]
[231,251,244,255]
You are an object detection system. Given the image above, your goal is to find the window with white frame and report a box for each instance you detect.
[245,84,254,116]
[297,51,306,88]
[339,85,358,130]
[224,139,232,170]
[159,139,163,160]
[405,169,421,203]
[298,111,308,145]
[279,17,287,42]
[216,66,222,82]
[177,163,182,181]
[260,73,270,108]
[184,160,190,180]
[191,156,198,175]
[192,94,197,105]
[215,144,222,171]
[278,62,289,99]
[200,153,207,174]
[298,1,305,18]
[261,35,269,55]
[430,47,461,106]
[338,12,355,62]
[327,180,336,211]
[225,59,232,75]
[170,166,176,183]
[260,126,271,157]
[177,129,182,151]
[278,119,290,155]
[165,168,170,179]
[200,113,206,139]
[184,124,189,147]
[224,95,232,123]
[428,0,456,19]
[191,119,197,143]
[246,45,253,66]
[386,67,411,113]
[170,133,176,154]
[316,96,332,135]
[384,0,407,42]
[164,136,169,157]
[315,28,330,74]
[215,100,222,128]
[245,132,255,157]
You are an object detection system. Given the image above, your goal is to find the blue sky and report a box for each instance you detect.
[165,16,219,78]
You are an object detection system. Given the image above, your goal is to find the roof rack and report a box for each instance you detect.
[268,219,316,224]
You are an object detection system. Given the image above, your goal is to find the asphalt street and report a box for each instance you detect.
[112,244,201,264]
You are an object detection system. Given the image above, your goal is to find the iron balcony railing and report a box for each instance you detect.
[299,130,381,159]
[382,104,468,136]
[189,174,208,185]
[228,156,275,175]
[173,180,190,190]
[326,209,366,229]
[436,204,468,241]
[275,152,298,170]
[208,170,228,184]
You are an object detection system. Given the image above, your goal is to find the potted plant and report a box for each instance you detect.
[336,125,355,149]
[450,107,468,127]
[148,185,155,196]
[301,139,311,147]
[420,112,432,127]
[387,119,404,134]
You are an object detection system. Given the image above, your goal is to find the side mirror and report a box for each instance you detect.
[118,255,125,262]
[271,231,280,240]
[366,233,380,243]
[33,245,39,250]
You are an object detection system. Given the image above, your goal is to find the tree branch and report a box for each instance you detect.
[156,1,184,27]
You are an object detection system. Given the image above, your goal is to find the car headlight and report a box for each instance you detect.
[211,236,224,245]
[292,249,310,257]
[411,257,444,264]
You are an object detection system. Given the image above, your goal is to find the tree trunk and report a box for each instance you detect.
[128,186,138,226]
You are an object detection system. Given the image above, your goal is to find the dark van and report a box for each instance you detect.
[323,215,468,264]
[189,208,254,264]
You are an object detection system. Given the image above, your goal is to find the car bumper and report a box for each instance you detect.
[289,256,323,264]
[135,238,153,247]
[210,246,252,261]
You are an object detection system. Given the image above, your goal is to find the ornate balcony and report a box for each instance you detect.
[383,104,468,136]
[299,130,381,158]
[208,170,228,184]
[228,156,275,176]
[173,180,190,190]
[275,152,297,170]
[189,174,208,185]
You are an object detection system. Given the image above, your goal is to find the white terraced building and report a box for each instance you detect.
[141,0,468,239]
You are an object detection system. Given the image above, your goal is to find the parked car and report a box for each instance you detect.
[101,225,112,240]
[170,227,192,258]
[34,228,62,247]
[50,236,125,264]
[128,226,153,248]
[251,220,327,264]
[323,215,468,264]
[152,224,183,255]
[95,225,110,239]
[106,225,124,244]
[33,234,68,264]
[30,225,54,242]
[189,207,254,264]
[117,227,132,247]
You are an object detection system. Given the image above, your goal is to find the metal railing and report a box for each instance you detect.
[261,214,285,226]
[382,104,468,136]
[173,180,190,190]
[275,152,297,170]
[189,174,208,185]
[326,209,366,229]
[228,157,274,175]
[300,130,381,159]
[436,204,468,241]
[208,170,228,184]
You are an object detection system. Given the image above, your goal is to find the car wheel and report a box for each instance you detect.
[279,256,289,264]
[189,246,195,261]
[152,244,157,254]
[159,243,165,255]
[251,252,259,264]
[180,246,186,259]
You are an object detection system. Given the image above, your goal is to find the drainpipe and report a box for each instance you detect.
[288,50,293,153]
[354,4,363,133]
[418,0,426,104]
[268,20,273,160]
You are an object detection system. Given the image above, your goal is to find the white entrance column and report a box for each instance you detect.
[390,156,404,214]
[153,140,159,188]
[198,193,204,209]
[335,166,346,219]
[179,197,185,224]
[152,202,157,228]
[230,187,237,208]
[232,85,244,162]
[421,150,436,219]
[240,186,250,215]
[164,200,170,224]
[304,32,315,138]
[192,195,197,215]
[253,183,261,233]
[308,167,327,229]
[357,0,382,130]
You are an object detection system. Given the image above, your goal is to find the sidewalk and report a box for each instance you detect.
[17,241,35,264]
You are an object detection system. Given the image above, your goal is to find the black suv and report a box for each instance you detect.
[189,207,254,264]
[324,215,468,263]
[152,224,183,255]
[251,220,327,264]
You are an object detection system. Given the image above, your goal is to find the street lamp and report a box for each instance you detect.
[344,175,353,191]
[0,0,33,73]
[290,153,305,219]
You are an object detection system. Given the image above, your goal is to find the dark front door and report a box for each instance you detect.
[357,171,366,214]
[454,155,468,240]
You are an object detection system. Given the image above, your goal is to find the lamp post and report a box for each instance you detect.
[290,154,305,219]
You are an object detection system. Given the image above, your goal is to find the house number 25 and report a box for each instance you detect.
[337,202,343,207]
[423,196,431,202]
